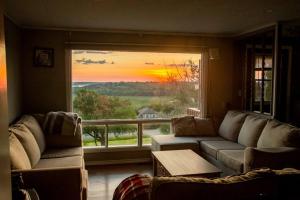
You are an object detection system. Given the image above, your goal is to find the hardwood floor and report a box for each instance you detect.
[87,163,152,200]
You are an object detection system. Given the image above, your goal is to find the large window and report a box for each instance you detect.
[71,50,201,147]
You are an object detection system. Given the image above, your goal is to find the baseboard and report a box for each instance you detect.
[85,158,152,166]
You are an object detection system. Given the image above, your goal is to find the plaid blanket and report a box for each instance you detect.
[43,111,80,136]
[113,174,152,200]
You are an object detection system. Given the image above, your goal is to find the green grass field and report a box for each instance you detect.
[118,96,173,109]
[83,135,151,146]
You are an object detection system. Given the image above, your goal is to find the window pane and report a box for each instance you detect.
[82,125,106,147]
[142,123,171,146]
[72,50,201,121]
[254,81,262,102]
[255,57,262,68]
[255,70,262,79]
[264,70,272,80]
[264,81,272,101]
[108,124,138,147]
[264,57,272,68]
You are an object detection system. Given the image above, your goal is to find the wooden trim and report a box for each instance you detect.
[82,118,171,125]
[65,49,72,111]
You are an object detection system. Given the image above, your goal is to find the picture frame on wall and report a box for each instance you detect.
[34,47,54,67]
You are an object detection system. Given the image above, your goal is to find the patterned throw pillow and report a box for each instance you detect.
[172,116,197,136]
[113,174,151,200]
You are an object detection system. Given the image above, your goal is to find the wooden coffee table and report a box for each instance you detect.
[152,149,222,178]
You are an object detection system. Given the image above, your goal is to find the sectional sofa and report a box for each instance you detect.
[9,114,88,200]
[151,111,300,174]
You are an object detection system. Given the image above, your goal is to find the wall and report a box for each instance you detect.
[4,17,22,123]
[21,28,239,121]
[22,29,67,113]
[0,0,12,198]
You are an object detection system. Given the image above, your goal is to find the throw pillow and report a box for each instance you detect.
[9,124,41,167]
[218,111,247,142]
[9,133,32,170]
[172,116,196,136]
[257,120,300,148]
[238,115,268,147]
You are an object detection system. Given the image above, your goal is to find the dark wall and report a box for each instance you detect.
[21,28,239,121]
[4,17,22,123]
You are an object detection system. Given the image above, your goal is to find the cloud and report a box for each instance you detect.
[76,58,108,65]
[167,63,197,67]
[145,62,154,65]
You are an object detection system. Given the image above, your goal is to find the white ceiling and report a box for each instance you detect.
[4,0,300,35]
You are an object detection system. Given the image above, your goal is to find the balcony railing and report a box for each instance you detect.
[186,107,201,117]
[82,118,171,148]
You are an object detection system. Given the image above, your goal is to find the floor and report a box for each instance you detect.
[87,163,152,200]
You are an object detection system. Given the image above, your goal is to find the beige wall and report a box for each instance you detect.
[5,18,22,123]
[21,28,240,120]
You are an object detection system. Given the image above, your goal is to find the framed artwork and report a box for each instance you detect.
[34,47,54,67]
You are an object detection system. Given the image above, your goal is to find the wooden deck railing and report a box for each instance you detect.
[82,118,171,148]
[186,107,201,117]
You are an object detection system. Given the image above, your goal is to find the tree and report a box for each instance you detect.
[73,89,137,145]
[164,59,200,113]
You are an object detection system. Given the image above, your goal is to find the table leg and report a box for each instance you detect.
[152,157,157,176]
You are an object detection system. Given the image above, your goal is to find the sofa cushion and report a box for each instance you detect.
[34,156,83,169]
[41,147,83,159]
[218,111,247,142]
[194,118,216,136]
[18,115,46,153]
[9,133,32,170]
[200,140,245,159]
[172,116,197,136]
[238,115,268,147]
[218,150,245,173]
[257,120,300,148]
[9,124,41,167]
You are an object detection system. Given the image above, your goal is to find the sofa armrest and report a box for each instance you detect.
[12,167,84,200]
[244,147,300,172]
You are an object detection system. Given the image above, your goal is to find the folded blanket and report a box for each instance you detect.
[113,174,151,200]
[43,112,80,136]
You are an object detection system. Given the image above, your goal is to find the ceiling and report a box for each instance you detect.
[4,0,300,35]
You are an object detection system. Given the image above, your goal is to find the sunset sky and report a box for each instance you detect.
[72,50,200,82]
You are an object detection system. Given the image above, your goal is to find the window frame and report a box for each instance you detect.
[66,48,204,151]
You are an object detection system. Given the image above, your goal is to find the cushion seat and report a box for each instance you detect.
[34,156,83,169]
[152,135,224,153]
[200,140,245,159]
[218,150,245,173]
[41,147,83,159]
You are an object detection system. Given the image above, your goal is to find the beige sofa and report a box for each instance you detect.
[151,111,300,174]
[150,168,300,200]
[9,114,88,200]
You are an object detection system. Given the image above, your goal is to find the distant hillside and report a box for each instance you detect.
[72,82,176,96]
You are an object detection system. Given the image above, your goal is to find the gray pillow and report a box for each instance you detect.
[257,120,300,148]
[9,133,32,170]
[238,115,268,147]
[218,111,247,142]
[9,124,41,167]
